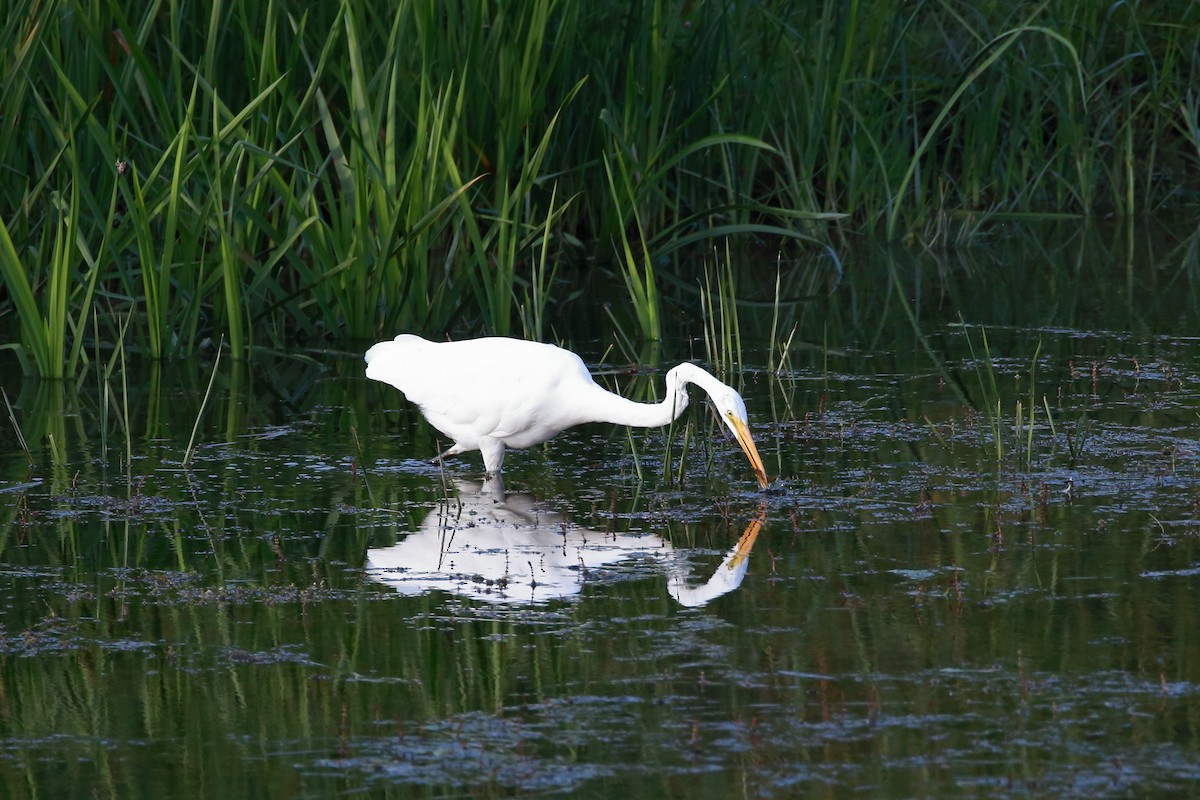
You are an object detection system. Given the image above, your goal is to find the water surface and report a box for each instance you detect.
[2,222,1199,798]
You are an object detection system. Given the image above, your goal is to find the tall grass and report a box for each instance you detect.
[1,1,1198,375]
[0,154,100,379]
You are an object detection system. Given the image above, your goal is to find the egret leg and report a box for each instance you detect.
[479,439,506,476]
[431,444,459,465]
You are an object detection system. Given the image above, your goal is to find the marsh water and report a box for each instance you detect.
[3,222,1200,798]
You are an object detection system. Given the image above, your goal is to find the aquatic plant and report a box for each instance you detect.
[2,1,1199,374]
[699,249,744,382]
[0,171,97,379]
[604,149,662,342]
[964,326,1005,470]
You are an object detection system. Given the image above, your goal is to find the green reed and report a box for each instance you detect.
[2,388,32,469]
[2,1,1199,375]
[885,17,1086,240]
[962,327,1053,473]
[604,150,661,342]
[0,160,99,379]
[518,183,572,342]
[699,251,744,382]
[963,326,1004,470]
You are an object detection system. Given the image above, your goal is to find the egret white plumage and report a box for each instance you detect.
[364,334,769,489]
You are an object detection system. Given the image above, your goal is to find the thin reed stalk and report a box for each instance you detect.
[183,337,224,468]
[2,388,33,469]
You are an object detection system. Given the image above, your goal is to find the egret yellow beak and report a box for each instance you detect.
[727,413,769,490]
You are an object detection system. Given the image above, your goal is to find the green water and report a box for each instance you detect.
[2,222,1200,798]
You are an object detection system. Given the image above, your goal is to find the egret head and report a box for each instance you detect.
[711,386,770,490]
[663,363,770,490]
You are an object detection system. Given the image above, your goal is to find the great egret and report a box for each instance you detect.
[364,334,769,488]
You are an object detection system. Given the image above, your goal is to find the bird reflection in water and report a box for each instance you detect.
[365,478,766,607]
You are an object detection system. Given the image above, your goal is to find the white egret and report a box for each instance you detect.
[364,334,769,488]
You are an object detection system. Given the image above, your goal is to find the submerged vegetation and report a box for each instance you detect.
[1,0,1199,374]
